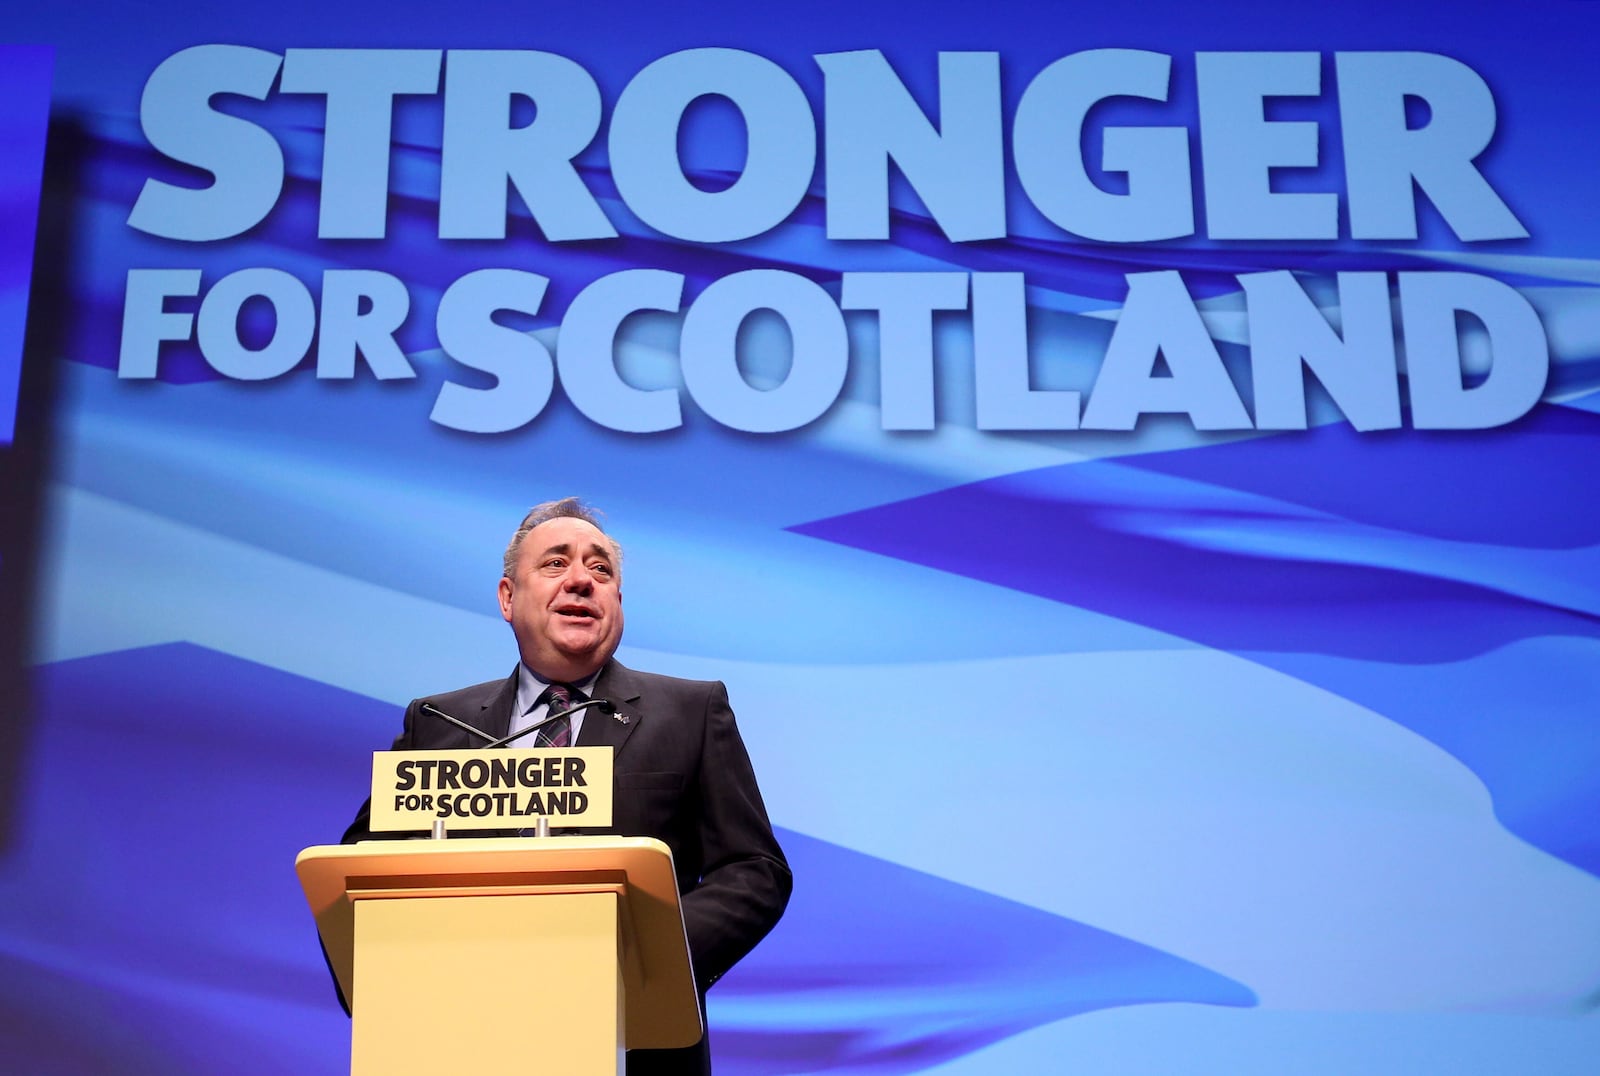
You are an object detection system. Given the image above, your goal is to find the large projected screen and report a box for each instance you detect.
[2,4,1598,1074]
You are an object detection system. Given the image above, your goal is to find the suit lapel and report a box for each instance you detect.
[481,667,519,741]
[577,659,644,756]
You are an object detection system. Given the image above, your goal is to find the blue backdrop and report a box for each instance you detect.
[3,3,1599,1073]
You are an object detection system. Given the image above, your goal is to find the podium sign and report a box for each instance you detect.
[368,747,614,831]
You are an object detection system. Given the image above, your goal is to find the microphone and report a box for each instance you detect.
[417,699,618,749]
[417,702,497,744]
[489,699,617,748]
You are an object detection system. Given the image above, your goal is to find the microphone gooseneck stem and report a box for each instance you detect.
[489,698,616,748]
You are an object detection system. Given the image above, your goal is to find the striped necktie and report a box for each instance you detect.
[533,683,577,748]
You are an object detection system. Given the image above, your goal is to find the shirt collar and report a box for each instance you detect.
[515,663,602,715]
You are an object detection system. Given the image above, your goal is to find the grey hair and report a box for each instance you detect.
[502,498,622,578]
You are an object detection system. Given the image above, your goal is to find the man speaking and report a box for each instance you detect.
[341,498,792,1075]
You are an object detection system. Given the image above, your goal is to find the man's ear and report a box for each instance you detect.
[497,576,514,622]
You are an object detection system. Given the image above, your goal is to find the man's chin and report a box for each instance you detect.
[552,630,602,654]
[548,636,615,672]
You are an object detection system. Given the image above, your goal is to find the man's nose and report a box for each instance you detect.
[564,563,594,591]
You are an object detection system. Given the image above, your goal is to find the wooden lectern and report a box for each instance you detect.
[297,836,703,1076]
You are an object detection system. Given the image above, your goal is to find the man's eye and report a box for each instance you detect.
[542,558,566,571]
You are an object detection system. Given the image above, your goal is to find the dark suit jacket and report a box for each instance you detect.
[341,659,792,1076]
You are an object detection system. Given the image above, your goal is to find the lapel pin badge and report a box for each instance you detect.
[613,711,630,725]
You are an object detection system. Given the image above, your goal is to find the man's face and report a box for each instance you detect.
[498,516,624,682]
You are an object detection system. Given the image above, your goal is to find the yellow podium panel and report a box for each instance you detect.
[297,836,701,1076]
